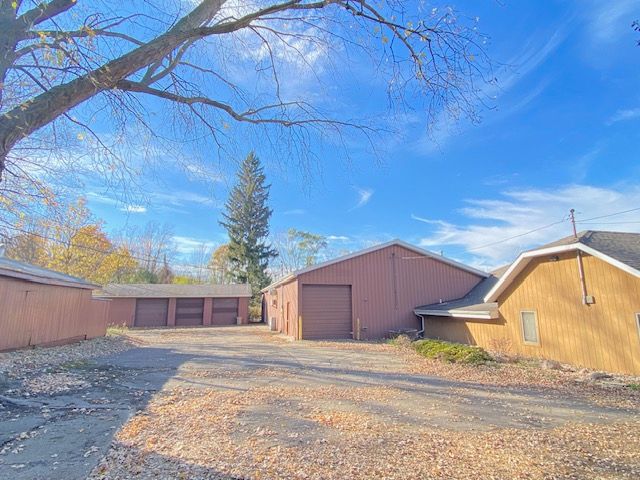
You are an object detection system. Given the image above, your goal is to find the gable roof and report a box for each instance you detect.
[0,257,98,289]
[262,239,488,292]
[484,230,640,302]
[95,283,252,298]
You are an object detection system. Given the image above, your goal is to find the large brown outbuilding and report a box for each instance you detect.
[0,257,110,351]
[96,284,251,328]
[262,240,487,340]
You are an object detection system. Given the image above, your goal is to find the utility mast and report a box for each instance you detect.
[569,208,578,238]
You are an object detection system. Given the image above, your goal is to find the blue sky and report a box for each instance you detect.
[80,0,640,271]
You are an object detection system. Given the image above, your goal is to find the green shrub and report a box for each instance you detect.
[412,339,493,365]
[628,383,640,391]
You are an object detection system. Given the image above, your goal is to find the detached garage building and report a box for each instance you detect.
[0,257,110,351]
[96,284,251,328]
[262,240,487,340]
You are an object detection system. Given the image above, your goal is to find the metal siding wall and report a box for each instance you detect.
[0,277,109,351]
[107,298,137,326]
[238,297,249,324]
[424,252,640,375]
[262,280,299,337]
[298,245,483,339]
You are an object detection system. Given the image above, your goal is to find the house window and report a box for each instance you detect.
[520,311,539,345]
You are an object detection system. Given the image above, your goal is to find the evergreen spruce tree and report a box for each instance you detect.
[220,152,277,304]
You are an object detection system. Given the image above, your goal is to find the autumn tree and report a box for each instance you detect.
[116,221,175,280]
[4,197,137,284]
[0,0,490,208]
[220,152,276,297]
[209,243,234,284]
[273,228,327,276]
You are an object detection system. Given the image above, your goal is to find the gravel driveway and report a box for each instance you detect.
[1,326,639,479]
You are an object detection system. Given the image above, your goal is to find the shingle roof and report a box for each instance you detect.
[0,257,98,289]
[537,230,640,271]
[95,283,252,298]
[414,275,499,316]
[484,230,640,303]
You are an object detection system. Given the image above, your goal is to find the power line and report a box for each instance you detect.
[465,218,568,252]
[577,221,640,225]
[0,222,221,275]
[577,206,640,223]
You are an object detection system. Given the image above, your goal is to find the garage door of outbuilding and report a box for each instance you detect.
[212,298,238,325]
[134,299,168,327]
[175,298,204,326]
[301,284,352,340]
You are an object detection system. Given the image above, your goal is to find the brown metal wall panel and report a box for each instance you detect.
[175,298,204,326]
[134,298,169,327]
[211,297,238,325]
[301,285,352,339]
[0,277,110,351]
[297,244,483,339]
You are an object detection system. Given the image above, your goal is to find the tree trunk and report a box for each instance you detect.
[0,0,226,180]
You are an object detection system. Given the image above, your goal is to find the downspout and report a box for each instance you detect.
[576,249,589,303]
[415,313,425,338]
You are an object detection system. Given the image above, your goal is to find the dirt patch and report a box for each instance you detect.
[91,383,640,480]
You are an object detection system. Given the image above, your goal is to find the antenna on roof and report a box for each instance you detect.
[569,209,578,239]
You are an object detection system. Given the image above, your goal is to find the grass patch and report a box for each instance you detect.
[412,339,493,365]
[627,383,640,391]
[107,323,130,336]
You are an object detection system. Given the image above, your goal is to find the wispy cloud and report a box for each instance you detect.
[184,162,225,183]
[283,208,306,215]
[606,107,640,125]
[585,0,640,45]
[327,235,350,241]
[414,28,567,154]
[120,205,147,214]
[414,184,640,269]
[173,235,218,255]
[350,187,374,210]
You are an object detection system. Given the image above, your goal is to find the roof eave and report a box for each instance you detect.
[262,239,488,291]
[483,242,640,303]
[414,308,498,320]
[0,268,98,290]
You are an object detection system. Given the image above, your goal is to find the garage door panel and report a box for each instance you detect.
[302,285,352,340]
[176,298,204,326]
[135,299,168,327]
[212,298,238,325]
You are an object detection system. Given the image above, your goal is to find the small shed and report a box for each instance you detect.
[262,240,487,340]
[96,284,252,328]
[0,257,109,351]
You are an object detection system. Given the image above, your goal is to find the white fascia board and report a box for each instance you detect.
[414,308,497,320]
[483,243,640,303]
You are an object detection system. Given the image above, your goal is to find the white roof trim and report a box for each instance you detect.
[262,239,488,292]
[484,242,640,303]
[414,308,498,320]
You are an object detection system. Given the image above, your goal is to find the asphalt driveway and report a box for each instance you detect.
[1,326,638,479]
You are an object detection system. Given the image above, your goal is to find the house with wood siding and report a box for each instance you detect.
[261,240,488,340]
[415,231,640,375]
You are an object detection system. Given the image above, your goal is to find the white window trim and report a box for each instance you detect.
[636,313,640,341]
[520,310,540,346]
